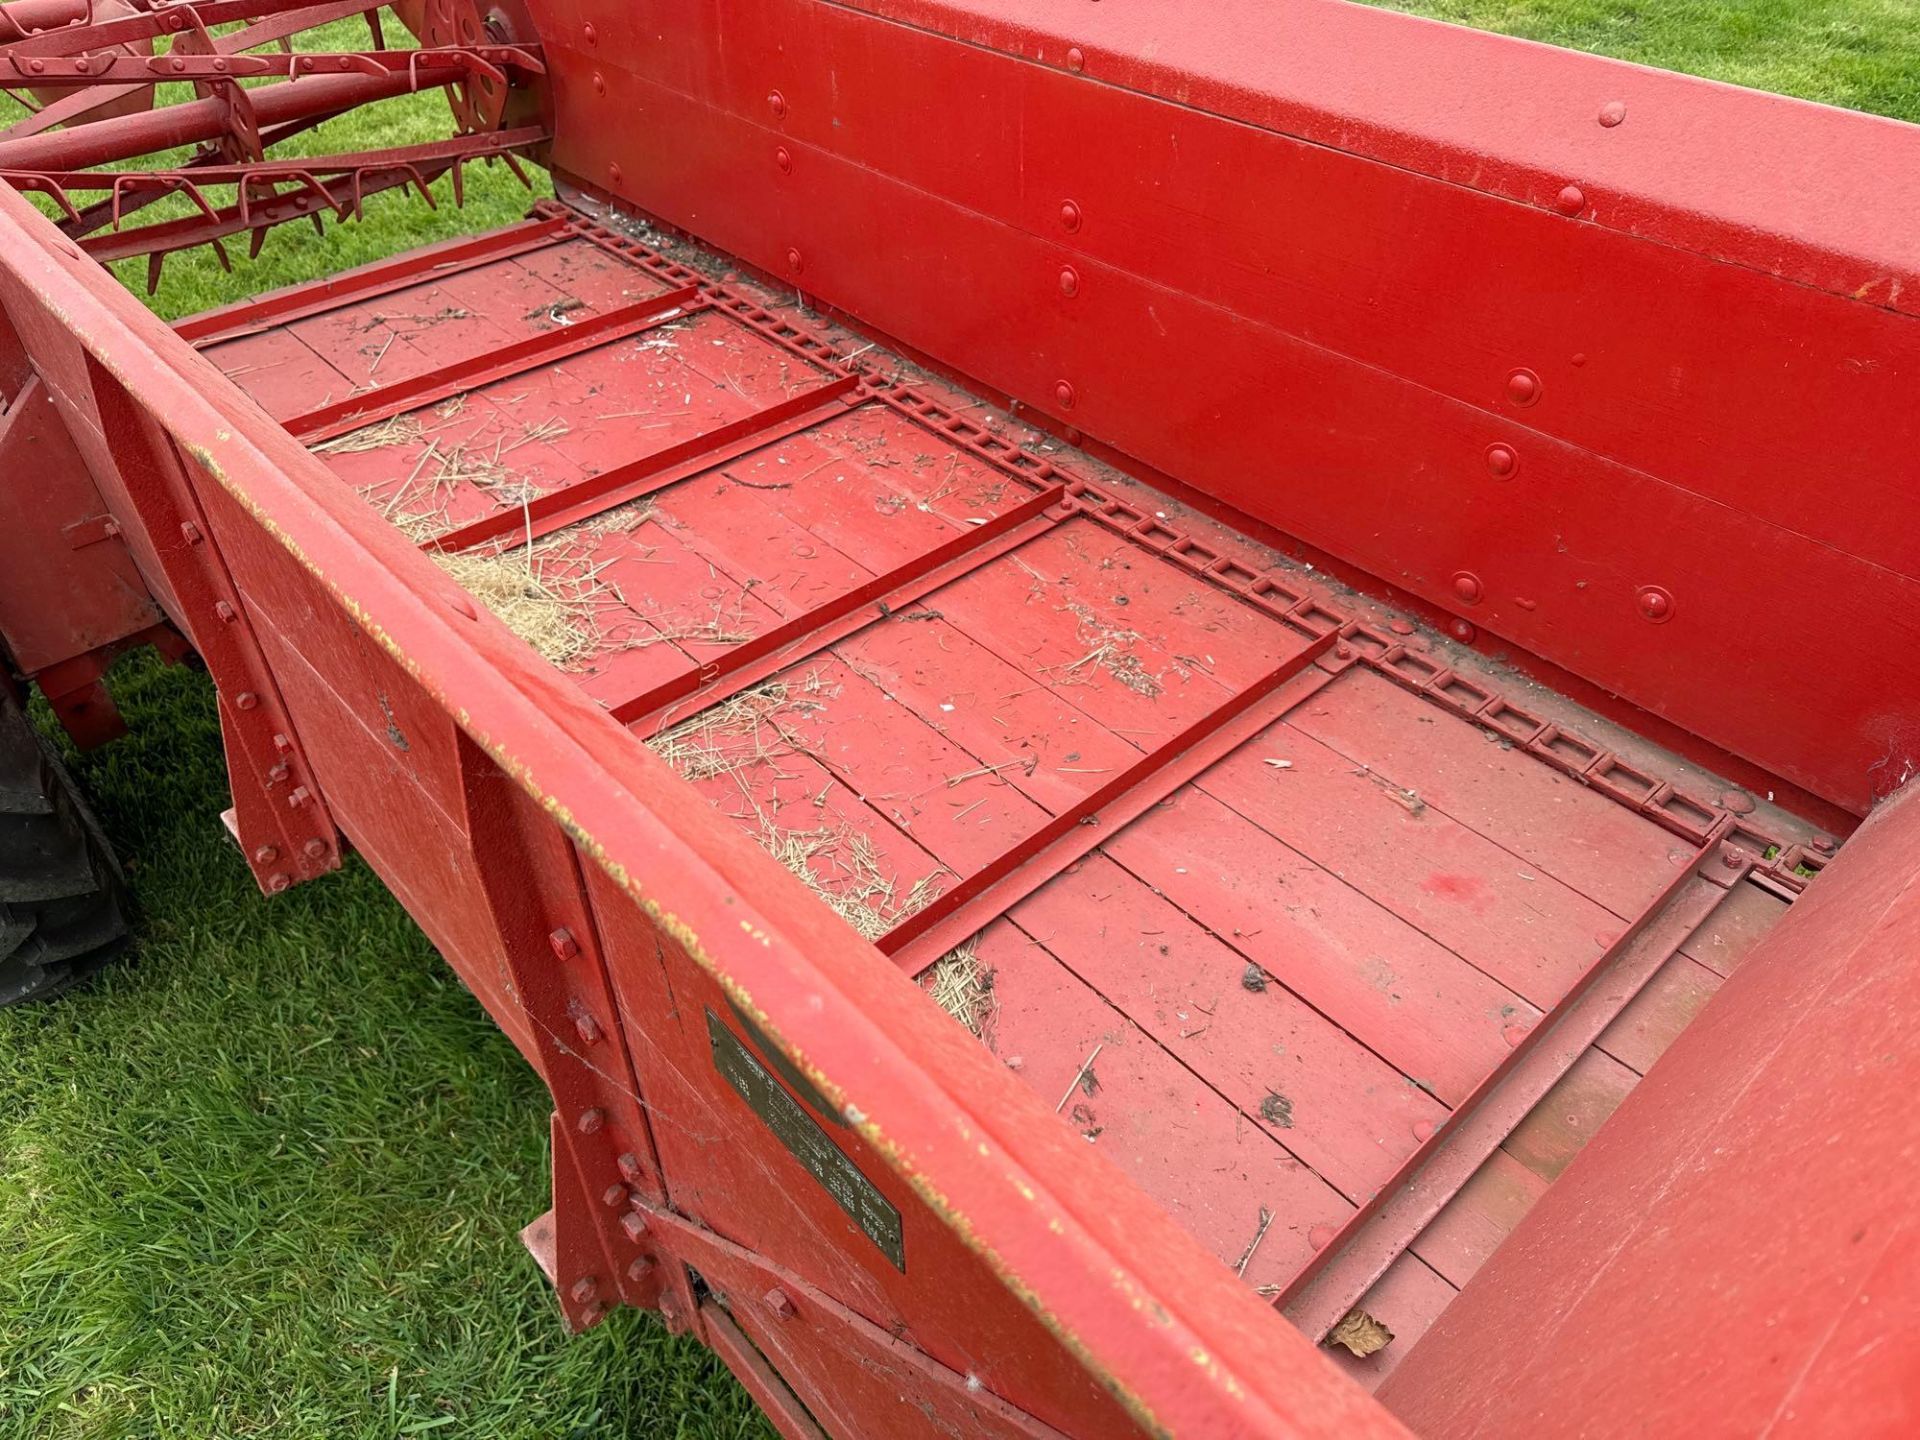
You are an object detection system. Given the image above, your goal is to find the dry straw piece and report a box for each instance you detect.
[431,537,615,668]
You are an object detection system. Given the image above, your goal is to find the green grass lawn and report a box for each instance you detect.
[2,5,1915,1438]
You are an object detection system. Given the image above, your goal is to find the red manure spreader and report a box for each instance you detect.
[2,0,1916,1434]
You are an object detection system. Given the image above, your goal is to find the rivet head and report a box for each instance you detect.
[1451,571,1483,605]
[763,1287,797,1320]
[786,247,804,274]
[253,845,279,865]
[1308,1224,1338,1252]
[1555,184,1586,216]
[1636,585,1675,623]
[1065,46,1085,72]
[591,71,605,95]
[1059,200,1082,232]
[577,1107,606,1135]
[1449,619,1478,644]
[234,691,259,711]
[1503,1024,1529,1048]
[1485,443,1518,479]
[767,89,786,118]
[267,873,292,893]
[1505,369,1542,407]
[1598,100,1627,127]
[1412,1119,1436,1143]
[548,927,581,960]
[607,162,622,186]
[1058,266,1079,297]
[774,145,792,174]
[303,838,327,860]
[1054,380,1076,410]
[582,22,596,44]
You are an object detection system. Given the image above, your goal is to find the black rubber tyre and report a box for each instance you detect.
[0,686,131,1007]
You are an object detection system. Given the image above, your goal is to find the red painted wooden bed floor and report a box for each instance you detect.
[195,203,1827,1388]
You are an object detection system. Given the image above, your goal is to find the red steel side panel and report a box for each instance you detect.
[535,0,1920,816]
[1377,782,1920,1438]
[0,186,1407,1440]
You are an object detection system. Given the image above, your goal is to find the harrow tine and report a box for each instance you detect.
[207,234,231,273]
[143,247,162,295]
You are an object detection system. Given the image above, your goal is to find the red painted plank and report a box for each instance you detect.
[1680,879,1789,979]
[1011,854,1447,1204]
[836,614,1144,813]
[1500,1047,1638,1184]
[1407,1149,1550,1291]
[1594,953,1722,1076]
[1289,667,1679,920]
[209,328,356,423]
[1200,724,1622,1009]
[1108,786,1538,1106]
[976,920,1350,1294]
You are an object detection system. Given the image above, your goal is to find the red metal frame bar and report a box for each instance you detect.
[175,213,572,345]
[4,42,542,86]
[616,480,1071,731]
[285,283,703,443]
[429,375,864,554]
[1277,822,1742,1339]
[0,0,342,55]
[883,640,1339,974]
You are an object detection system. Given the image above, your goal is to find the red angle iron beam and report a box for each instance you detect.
[285,284,703,442]
[1278,821,1740,1340]
[429,375,865,554]
[3,43,543,85]
[174,213,572,345]
[884,635,1341,973]
[615,480,1069,731]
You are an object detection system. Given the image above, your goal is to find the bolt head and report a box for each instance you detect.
[1505,369,1542,407]
[786,247,804,274]
[1723,846,1748,870]
[286,786,311,809]
[1503,1023,1529,1048]
[548,927,580,961]
[574,1012,602,1045]
[180,521,204,544]
[763,1287,797,1320]
[576,1107,606,1135]
[620,1210,649,1243]
[1412,1119,1436,1143]
[214,600,238,623]
[602,1184,628,1209]
[254,845,279,864]
[767,89,787,118]
[1058,266,1079,298]
[1451,571,1483,605]
[569,1276,598,1304]
[1054,380,1076,410]
[607,162,622,186]
[267,873,292,893]
[616,1152,645,1184]
[591,71,605,95]
[774,146,792,174]
[1485,443,1518,479]
[1555,184,1586,215]
[1308,1224,1337,1252]
[582,21,597,44]
[1636,585,1675,623]
[1449,619,1478,644]
[1334,642,1354,661]
[625,1254,656,1282]
[303,838,328,860]
[1065,45,1084,72]
[1598,100,1627,127]
[1059,200,1082,232]
[235,691,259,711]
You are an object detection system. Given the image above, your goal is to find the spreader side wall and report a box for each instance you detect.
[535,0,1920,818]
[0,190,1406,1440]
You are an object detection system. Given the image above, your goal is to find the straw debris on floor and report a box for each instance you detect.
[926,940,997,1039]
[431,536,617,668]
[647,677,948,941]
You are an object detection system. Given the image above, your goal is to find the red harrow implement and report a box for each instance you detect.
[1,2,1916,1436]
